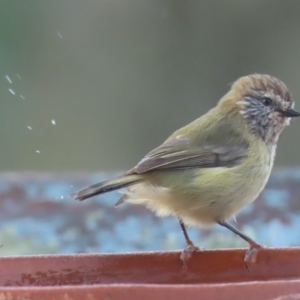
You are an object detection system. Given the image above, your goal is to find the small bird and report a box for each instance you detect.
[72,74,300,268]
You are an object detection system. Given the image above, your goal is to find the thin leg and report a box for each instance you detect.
[179,219,194,247]
[178,219,199,267]
[218,221,263,269]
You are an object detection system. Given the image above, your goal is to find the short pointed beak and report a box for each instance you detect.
[276,108,300,117]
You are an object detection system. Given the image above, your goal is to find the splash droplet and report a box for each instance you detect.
[5,75,12,84]
[27,126,32,130]
[8,88,15,95]
[58,32,63,39]
[36,150,40,154]
[51,119,56,125]
[20,95,25,99]
[17,74,21,80]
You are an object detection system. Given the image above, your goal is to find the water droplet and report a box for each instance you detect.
[27,126,32,130]
[58,32,63,39]
[60,195,64,199]
[35,150,40,154]
[8,88,15,95]
[51,119,56,125]
[20,95,25,99]
[5,75,12,84]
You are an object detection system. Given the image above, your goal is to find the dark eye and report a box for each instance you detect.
[262,97,272,106]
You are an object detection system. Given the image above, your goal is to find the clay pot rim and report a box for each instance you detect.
[1,246,298,259]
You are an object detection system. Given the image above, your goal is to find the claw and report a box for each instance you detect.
[244,243,263,270]
[180,244,199,268]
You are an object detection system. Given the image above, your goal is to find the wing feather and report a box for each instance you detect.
[127,134,247,174]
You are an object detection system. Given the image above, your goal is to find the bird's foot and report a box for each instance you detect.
[180,243,199,268]
[244,242,263,270]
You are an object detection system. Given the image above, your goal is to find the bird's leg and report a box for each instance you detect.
[218,221,263,269]
[179,219,199,267]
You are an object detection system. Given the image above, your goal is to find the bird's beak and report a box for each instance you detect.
[276,107,300,117]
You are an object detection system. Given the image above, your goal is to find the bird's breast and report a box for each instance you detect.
[122,144,275,227]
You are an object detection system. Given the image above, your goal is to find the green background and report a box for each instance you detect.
[1,1,300,171]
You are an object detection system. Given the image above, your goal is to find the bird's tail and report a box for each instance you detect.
[71,174,143,201]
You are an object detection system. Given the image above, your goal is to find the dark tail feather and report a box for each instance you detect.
[71,175,143,201]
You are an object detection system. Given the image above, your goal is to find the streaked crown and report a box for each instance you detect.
[222,74,299,144]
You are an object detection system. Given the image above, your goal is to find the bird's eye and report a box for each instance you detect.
[262,97,272,106]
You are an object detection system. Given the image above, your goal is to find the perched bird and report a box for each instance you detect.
[72,74,300,268]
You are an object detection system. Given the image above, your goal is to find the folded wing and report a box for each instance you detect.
[127,134,248,174]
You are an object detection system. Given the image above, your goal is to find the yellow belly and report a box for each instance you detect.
[123,160,272,227]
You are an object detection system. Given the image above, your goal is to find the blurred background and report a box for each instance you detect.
[0,1,300,255]
[1,0,300,171]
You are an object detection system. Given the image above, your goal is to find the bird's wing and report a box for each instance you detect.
[127,134,248,174]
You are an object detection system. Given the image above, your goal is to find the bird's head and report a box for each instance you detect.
[220,74,300,144]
